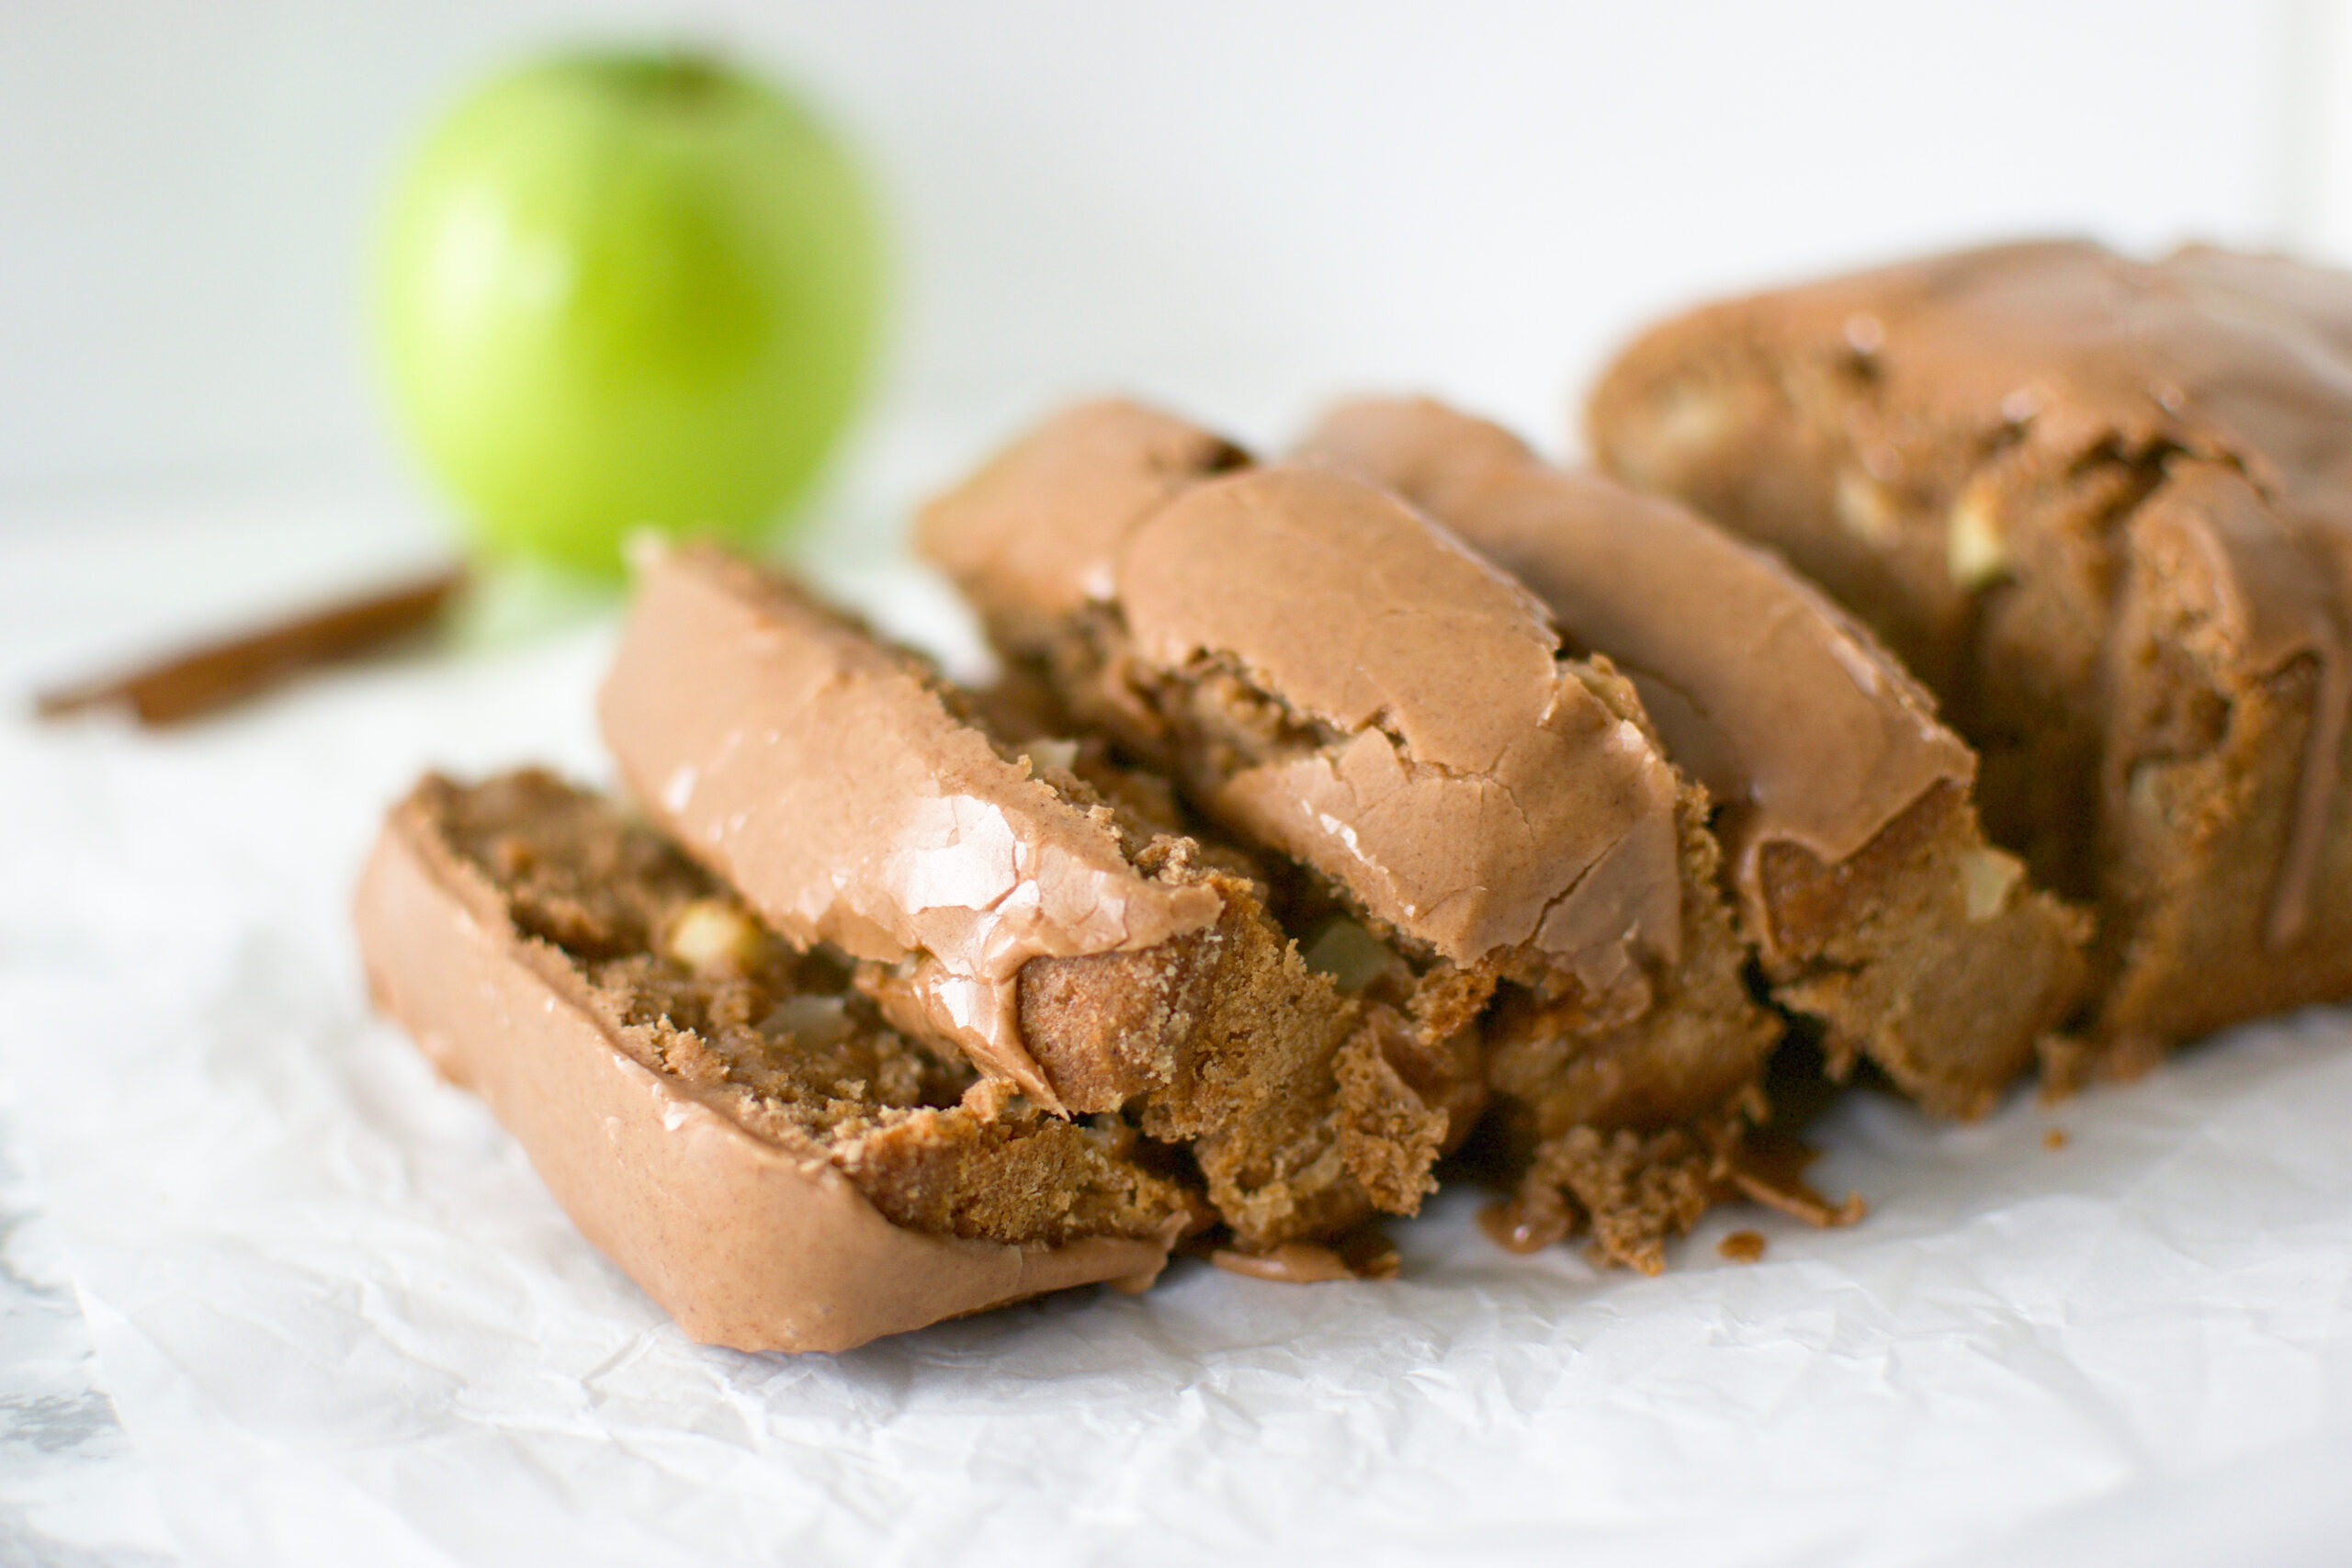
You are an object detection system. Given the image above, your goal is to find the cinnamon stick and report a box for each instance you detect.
[35,567,464,728]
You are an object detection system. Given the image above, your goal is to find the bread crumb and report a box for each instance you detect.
[1717,1230,1767,1263]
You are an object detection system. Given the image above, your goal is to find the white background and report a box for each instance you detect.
[12,0,2352,542]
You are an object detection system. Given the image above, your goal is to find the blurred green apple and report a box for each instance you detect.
[376,50,883,577]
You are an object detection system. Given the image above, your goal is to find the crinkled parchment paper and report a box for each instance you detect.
[5,499,2352,1568]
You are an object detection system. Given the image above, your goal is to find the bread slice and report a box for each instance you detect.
[1301,396,2090,1117]
[598,547,1479,1250]
[355,770,1198,1353]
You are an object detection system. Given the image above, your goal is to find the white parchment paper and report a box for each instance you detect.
[6,498,2352,1568]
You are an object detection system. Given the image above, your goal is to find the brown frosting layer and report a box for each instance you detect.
[353,791,1173,1355]
[1601,241,2352,945]
[1117,466,1685,973]
[917,406,1688,982]
[915,399,1246,639]
[597,546,1224,1109]
[1297,397,1974,944]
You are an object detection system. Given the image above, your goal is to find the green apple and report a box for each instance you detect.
[376,50,883,577]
